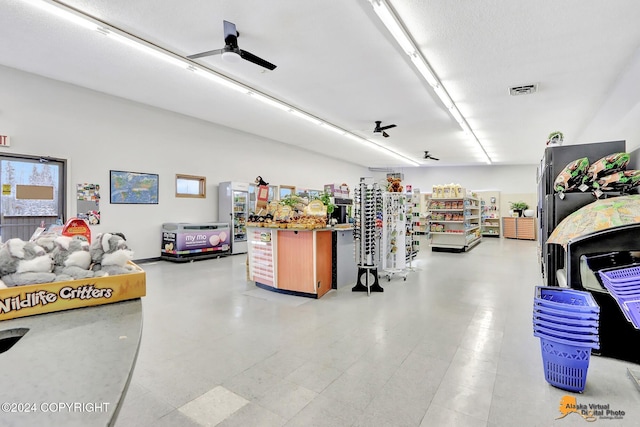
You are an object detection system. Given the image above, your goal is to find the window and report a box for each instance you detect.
[279,185,295,200]
[176,174,206,198]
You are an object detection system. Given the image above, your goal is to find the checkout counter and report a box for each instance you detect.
[0,299,142,426]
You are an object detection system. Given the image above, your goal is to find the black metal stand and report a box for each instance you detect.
[352,266,383,293]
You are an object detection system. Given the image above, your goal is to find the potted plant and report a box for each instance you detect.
[546,131,564,146]
[280,194,304,213]
[314,192,336,215]
[510,201,529,217]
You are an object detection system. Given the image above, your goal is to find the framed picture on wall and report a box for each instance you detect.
[110,170,159,204]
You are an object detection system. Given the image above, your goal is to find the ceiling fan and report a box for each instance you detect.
[424,151,440,161]
[187,20,277,70]
[373,120,396,138]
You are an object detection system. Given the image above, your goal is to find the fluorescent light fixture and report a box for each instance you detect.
[433,85,453,109]
[23,0,99,31]
[26,0,422,166]
[102,29,187,69]
[448,106,464,125]
[290,109,323,125]
[366,139,421,166]
[192,68,249,94]
[343,133,419,166]
[410,54,439,87]
[460,120,472,135]
[369,0,492,164]
[369,0,415,55]
[248,92,292,112]
[320,123,347,136]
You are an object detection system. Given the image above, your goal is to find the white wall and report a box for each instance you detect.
[576,46,640,152]
[0,65,369,259]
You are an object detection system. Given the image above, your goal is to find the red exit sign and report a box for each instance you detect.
[0,135,9,147]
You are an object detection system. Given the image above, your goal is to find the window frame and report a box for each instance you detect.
[175,174,206,198]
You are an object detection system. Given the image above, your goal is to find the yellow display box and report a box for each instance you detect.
[0,262,146,321]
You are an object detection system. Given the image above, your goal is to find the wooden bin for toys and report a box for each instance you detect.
[0,262,146,321]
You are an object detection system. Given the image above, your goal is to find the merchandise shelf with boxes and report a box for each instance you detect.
[428,185,482,253]
[478,191,501,237]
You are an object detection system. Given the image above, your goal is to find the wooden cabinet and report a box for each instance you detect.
[502,217,536,240]
[503,217,517,239]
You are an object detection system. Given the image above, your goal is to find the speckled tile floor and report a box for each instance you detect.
[115,237,640,426]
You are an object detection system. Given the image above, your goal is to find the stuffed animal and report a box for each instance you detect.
[255,176,269,186]
[90,232,135,276]
[34,233,59,254]
[51,235,94,280]
[386,177,403,193]
[0,238,56,287]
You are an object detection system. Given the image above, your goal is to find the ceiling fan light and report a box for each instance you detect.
[221,51,241,62]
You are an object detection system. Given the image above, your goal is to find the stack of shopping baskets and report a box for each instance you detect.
[532,286,600,392]
[598,265,640,329]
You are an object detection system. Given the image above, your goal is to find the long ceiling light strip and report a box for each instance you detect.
[368,0,492,165]
[23,0,420,166]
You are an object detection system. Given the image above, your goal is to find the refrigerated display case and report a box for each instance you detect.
[161,222,230,261]
[218,181,249,254]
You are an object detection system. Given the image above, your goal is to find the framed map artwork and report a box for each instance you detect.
[110,170,159,204]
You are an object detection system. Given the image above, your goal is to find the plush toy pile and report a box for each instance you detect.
[0,232,134,289]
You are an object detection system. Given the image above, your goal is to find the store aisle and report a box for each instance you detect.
[115,238,640,427]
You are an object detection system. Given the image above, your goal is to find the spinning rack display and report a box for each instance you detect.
[352,178,384,294]
[380,192,408,281]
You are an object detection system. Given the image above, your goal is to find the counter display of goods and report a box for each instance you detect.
[428,193,482,253]
[247,226,332,298]
[246,199,329,230]
[0,234,146,321]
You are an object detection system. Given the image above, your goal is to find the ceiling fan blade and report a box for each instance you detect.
[379,124,397,131]
[382,131,389,138]
[239,49,277,70]
[187,48,224,60]
[430,156,440,161]
[223,20,239,48]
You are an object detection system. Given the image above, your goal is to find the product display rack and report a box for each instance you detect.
[352,178,384,294]
[480,194,501,237]
[380,192,408,281]
[406,194,419,262]
[428,196,482,253]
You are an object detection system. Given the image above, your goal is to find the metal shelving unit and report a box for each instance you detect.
[428,196,482,253]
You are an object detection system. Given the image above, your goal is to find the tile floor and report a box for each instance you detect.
[115,237,640,427]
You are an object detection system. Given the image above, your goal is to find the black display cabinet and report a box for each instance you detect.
[536,140,626,286]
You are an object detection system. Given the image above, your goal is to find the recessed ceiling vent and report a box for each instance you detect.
[509,83,538,96]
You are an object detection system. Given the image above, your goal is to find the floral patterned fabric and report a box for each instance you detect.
[547,194,640,248]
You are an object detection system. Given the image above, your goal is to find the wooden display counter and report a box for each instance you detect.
[247,226,333,298]
[502,217,536,240]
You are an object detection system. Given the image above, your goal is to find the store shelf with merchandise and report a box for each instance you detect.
[411,192,430,235]
[479,192,501,238]
[428,194,482,253]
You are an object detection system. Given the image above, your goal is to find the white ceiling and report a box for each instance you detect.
[1,0,640,168]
